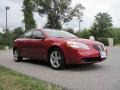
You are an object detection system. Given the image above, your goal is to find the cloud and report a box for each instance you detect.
[0,0,120,32]
[0,0,23,29]
[70,0,120,29]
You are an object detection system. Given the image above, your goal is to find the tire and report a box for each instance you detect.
[13,49,23,62]
[49,48,65,70]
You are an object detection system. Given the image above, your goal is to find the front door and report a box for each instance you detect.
[29,30,46,60]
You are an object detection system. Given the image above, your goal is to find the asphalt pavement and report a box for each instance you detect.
[0,47,120,90]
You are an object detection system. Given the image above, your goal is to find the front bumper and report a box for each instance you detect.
[65,44,107,64]
[80,57,106,64]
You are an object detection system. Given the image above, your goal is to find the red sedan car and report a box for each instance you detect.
[13,28,107,70]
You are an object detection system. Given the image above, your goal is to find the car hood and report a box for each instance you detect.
[64,38,102,45]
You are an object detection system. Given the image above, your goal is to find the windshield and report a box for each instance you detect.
[45,29,77,38]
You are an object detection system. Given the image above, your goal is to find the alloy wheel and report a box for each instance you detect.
[49,49,65,69]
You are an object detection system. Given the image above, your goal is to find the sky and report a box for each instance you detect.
[0,0,120,32]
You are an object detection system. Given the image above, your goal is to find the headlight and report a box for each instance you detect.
[66,41,90,49]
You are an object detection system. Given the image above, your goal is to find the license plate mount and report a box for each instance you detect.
[100,51,106,58]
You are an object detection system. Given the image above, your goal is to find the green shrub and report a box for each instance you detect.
[97,38,109,46]
[0,27,24,49]
[109,28,120,45]
[0,45,5,50]
[75,29,92,39]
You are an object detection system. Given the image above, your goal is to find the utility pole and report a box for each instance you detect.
[6,6,10,33]
[4,6,10,46]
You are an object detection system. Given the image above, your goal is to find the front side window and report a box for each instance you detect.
[32,30,44,39]
[21,31,33,38]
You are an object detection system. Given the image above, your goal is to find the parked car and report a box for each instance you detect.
[13,28,107,70]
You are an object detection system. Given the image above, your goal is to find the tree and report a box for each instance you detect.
[23,0,36,31]
[33,0,85,29]
[90,12,113,39]
[64,28,75,34]
[13,27,24,40]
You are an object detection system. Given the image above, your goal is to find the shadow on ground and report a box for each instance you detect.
[21,59,106,72]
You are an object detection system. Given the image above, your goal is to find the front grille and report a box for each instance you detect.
[82,57,101,63]
[93,44,104,51]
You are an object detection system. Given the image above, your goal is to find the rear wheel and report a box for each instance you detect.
[49,48,65,70]
[13,49,23,62]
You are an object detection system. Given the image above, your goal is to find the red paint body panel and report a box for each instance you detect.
[13,29,107,65]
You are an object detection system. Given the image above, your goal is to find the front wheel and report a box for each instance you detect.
[13,49,23,62]
[49,48,65,70]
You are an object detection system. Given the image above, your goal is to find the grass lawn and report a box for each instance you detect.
[0,66,62,90]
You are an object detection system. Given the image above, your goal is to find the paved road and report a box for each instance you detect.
[0,47,120,90]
